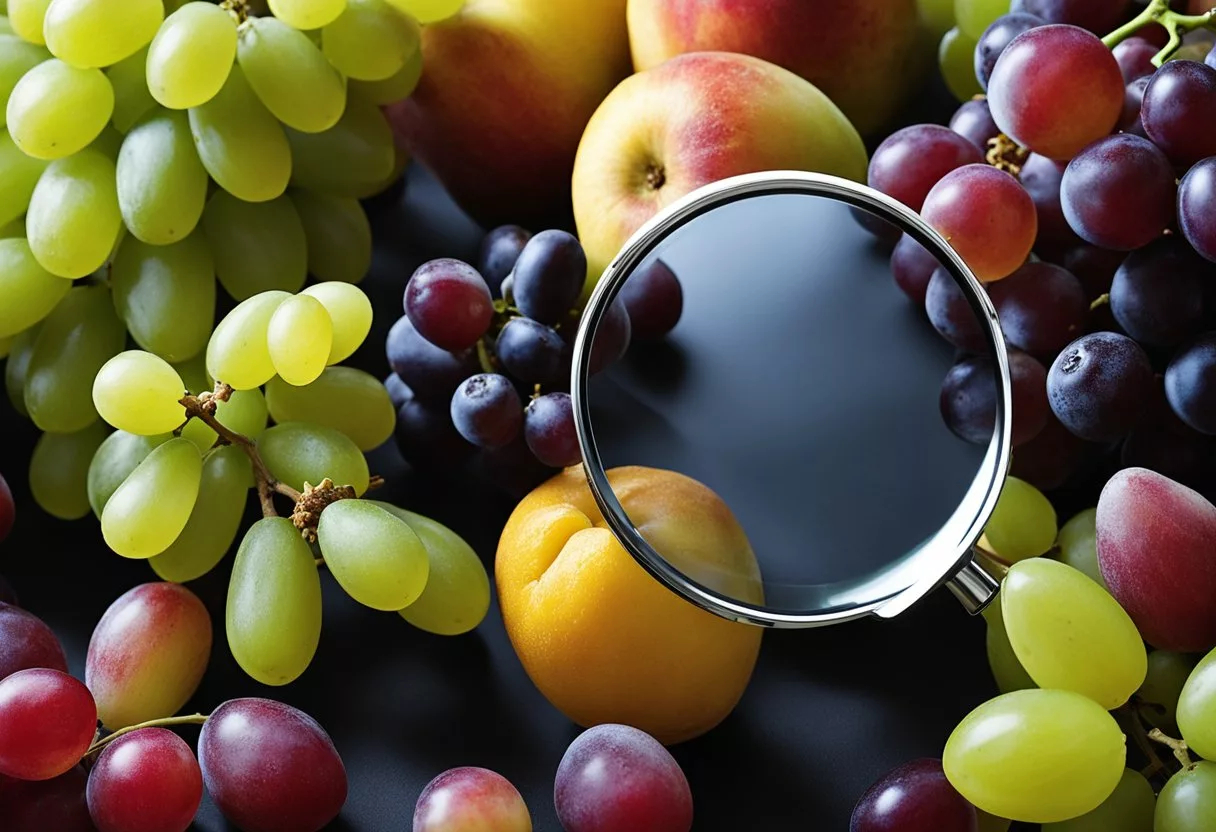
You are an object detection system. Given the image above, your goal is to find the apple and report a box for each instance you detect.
[627,0,927,136]
[572,51,868,290]
[384,0,631,230]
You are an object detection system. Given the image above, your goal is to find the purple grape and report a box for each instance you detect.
[1110,238,1208,347]
[404,259,494,351]
[1178,156,1216,264]
[987,261,1088,355]
[890,234,939,306]
[867,125,983,213]
[1121,75,1151,137]
[1141,60,1216,166]
[852,206,902,247]
[940,350,1049,447]
[395,395,475,470]
[2,765,94,832]
[1019,153,1076,251]
[384,373,410,411]
[588,297,632,375]
[1011,413,1086,491]
[975,13,1044,90]
[1208,41,1216,71]
[495,317,569,385]
[523,392,580,468]
[0,603,68,682]
[1047,331,1155,441]
[1009,0,1131,33]
[850,758,977,832]
[1060,243,1124,299]
[1122,421,1214,485]
[477,224,531,297]
[386,315,478,403]
[0,577,16,607]
[1060,133,1175,251]
[1165,332,1216,435]
[619,258,683,341]
[949,99,1001,156]
[512,230,586,324]
[480,436,557,499]
[924,268,985,353]
[450,374,523,449]
[1113,37,1159,83]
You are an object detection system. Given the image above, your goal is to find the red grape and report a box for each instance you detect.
[477,224,531,298]
[1110,238,1208,347]
[988,261,1087,355]
[866,125,983,212]
[949,99,1001,155]
[587,297,632,375]
[450,374,523,449]
[619,258,683,341]
[940,350,1049,447]
[925,267,985,352]
[1141,60,1216,167]
[512,230,587,324]
[0,669,97,781]
[1060,134,1175,251]
[850,758,977,832]
[0,472,13,543]
[554,724,693,832]
[1179,156,1216,264]
[413,766,531,832]
[890,234,939,306]
[495,317,569,385]
[1010,413,1086,491]
[1121,75,1151,136]
[1113,37,1159,83]
[198,698,347,832]
[404,259,495,351]
[0,603,68,681]
[86,728,201,832]
[386,315,479,403]
[1010,0,1131,34]
[975,13,1044,90]
[1047,332,1154,442]
[1,765,95,832]
[1166,333,1216,435]
[987,24,1124,161]
[1019,153,1076,251]
[921,164,1036,281]
[524,392,580,467]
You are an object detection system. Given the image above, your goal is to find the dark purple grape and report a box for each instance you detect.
[1060,243,1124,299]
[940,350,1048,446]
[1141,60,1216,166]
[619,258,683,341]
[2,765,95,832]
[867,125,983,213]
[1208,41,1216,71]
[948,99,1001,155]
[1110,238,1208,346]
[1047,331,1155,441]
[480,436,557,499]
[384,373,410,411]
[523,392,580,468]
[924,268,985,353]
[1165,332,1216,435]
[588,297,632,375]
[512,230,586,324]
[1178,156,1216,263]
[477,224,531,297]
[1060,133,1175,251]
[987,261,1087,355]
[851,206,901,247]
[1019,153,1076,251]
[0,603,68,681]
[500,273,515,305]
[495,317,569,385]
[1122,421,1214,485]
[386,315,478,403]
[1009,0,1131,33]
[1120,75,1151,137]
[403,259,494,351]
[890,234,939,306]
[1011,412,1086,491]
[0,577,16,607]
[850,758,976,832]
[975,13,1044,90]
[395,395,475,470]
[450,374,523,449]
[1114,37,1159,83]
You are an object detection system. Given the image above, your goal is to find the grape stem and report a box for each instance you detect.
[219,0,251,24]
[1148,728,1194,768]
[1116,704,1169,779]
[1101,0,1216,66]
[1090,293,1110,311]
[84,713,210,759]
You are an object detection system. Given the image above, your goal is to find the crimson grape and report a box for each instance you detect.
[2,765,95,832]
[925,268,986,352]
[512,230,587,324]
[940,350,1049,446]
[477,224,531,297]
[1047,332,1154,442]
[988,261,1087,355]
[1010,413,1086,491]
[0,472,13,543]
[0,669,97,782]
[0,576,16,606]
[1141,60,1216,167]
[890,234,939,306]
[1166,333,1216,435]
[588,297,632,374]
[450,374,523,449]
[404,259,494,352]
[1010,0,1131,34]
[987,25,1124,160]
[413,767,531,832]
[0,603,68,681]
[975,13,1044,90]
[1179,156,1216,263]
[198,698,346,832]
[1113,37,1159,83]
[496,317,569,384]
[524,392,580,467]
[866,125,983,212]
[395,395,475,470]
[1019,153,1075,251]
[850,758,976,832]
[1060,133,1175,251]
[86,728,201,832]
[921,164,1036,281]
[949,99,1001,155]
[386,315,479,403]
[1110,239,1208,347]
[619,258,683,341]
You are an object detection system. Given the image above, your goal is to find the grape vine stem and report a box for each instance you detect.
[1116,704,1168,780]
[84,713,210,759]
[1101,0,1216,66]
[1149,728,1194,769]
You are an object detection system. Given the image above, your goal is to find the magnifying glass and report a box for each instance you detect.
[570,171,1012,628]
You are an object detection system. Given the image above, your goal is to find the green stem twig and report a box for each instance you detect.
[85,713,210,759]
[1102,0,1216,66]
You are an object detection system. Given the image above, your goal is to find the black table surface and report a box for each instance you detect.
[0,165,1016,832]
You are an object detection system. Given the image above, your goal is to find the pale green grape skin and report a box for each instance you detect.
[26,149,123,278]
[1142,651,1199,734]
[918,0,955,38]
[201,191,307,299]
[1041,768,1154,832]
[147,2,237,110]
[385,0,460,24]
[43,0,162,68]
[4,324,37,415]
[117,109,208,245]
[374,502,490,636]
[286,95,394,196]
[8,0,50,44]
[171,353,209,394]
[101,437,203,558]
[89,123,122,158]
[86,429,169,517]
[982,598,1036,694]
[939,27,983,103]
[257,422,369,495]
[349,45,421,104]
[1054,507,1105,589]
[1001,558,1146,709]
[105,47,155,132]
[1155,762,1216,832]
[111,232,215,363]
[226,516,323,686]
[954,0,1008,39]
[322,0,419,82]
[24,284,125,432]
[236,17,346,133]
[92,350,188,436]
[0,129,47,226]
[6,58,112,158]
[269,0,346,30]
[316,500,428,611]
[299,282,372,363]
[29,421,109,520]
[205,290,291,390]
[1177,647,1216,760]
[983,475,1057,562]
[180,387,269,453]
[266,367,394,450]
[942,688,1125,823]
[289,190,372,284]
[0,17,10,35]
[188,66,290,203]
[0,238,68,338]
[267,294,333,386]
[0,34,48,127]
[150,445,251,583]
[976,811,1011,832]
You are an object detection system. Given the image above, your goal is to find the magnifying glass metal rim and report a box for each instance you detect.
[570,170,1012,628]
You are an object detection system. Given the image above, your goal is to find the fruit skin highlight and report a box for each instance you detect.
[495,466,763,745]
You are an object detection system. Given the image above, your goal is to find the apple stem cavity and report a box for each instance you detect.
[645,164,666,191]
[1101,0,1216,66]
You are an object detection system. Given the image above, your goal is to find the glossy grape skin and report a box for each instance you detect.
[7,59,113,160]
[385,373,409,410]
[949,98,1000,154]
[404,259,494,351]
[285,95,396,198]
[317,500,429,611]
[987,25,1124,160]
[1009,0,1129,33]
[28,422,109,521]
[86,727,201,832]
[199,698,346,832]
[1141,60,1216,167]
[1019,153,1075,250]
[1047,332,1154,442]
[512,230,587,324]
[984,600,1036,693]
[1110,239,1207,347]
[101,438,202,560]
[974,13,1042,90]
[0,239,68,340]
[940,350,1048,446]
[850,758,976,832]
[478,224,530,297]
[116,109,207,246]
[0,603,67,681]
[1054,507,1104,586]
[1,764,94,832]
[984,475,1057,562]
[1041,768,1155,832]
[413,767,532,832]
[0,668,97,781]
[867,124,983,212]
[450,374,523,450]
[257,422,370,495]
[202,191,307,300]
[1155,762,1216,832]
[940,27,984,102]
[111,232,215,363]
[106,47,155,133]
[236,17,345,134]
[1059,243,1123,300]
[43,0,161,69]
[495,317,568,385]
[890,234,939,305]
[988,261,1086,355]
[0,130,49,231]
[1179,157,1216,263]
[4,326,40,418]
[922,164,1036,281]
[386,315,478,403]
[524,392,580,467]
[0,35,49,125]
[300,282,373,364]
[1113,37,1158,83]
[394,394,475,471]
[267,294,333,387]
[620,258,683,341]
[1060,134,1174,251]
[290,191,373,285]
[86,431,170,518]
[588,297,632,375]
[93,351,187,436]
[27,149,122,279]
[1164,334,1216,436]
[268,0,346,29]
[146,2,236,110]
[1145,651,1199,734]
[206,290,291,391]
[266,368,395,451]
[322,0,420,82]
[1121,75,1150,137]
[925,268,985,352]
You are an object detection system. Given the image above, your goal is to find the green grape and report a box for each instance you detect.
[171,353,208,393]
[268,0,346,29]
[299,282,372,363]
[348,45,421,104]
[316,500,428,610]
[267,294,333,386]
[111,232,215,363]
[201,191,307,299]
[179,387,269,451]
[205,290,291,390]
[3,323,37,415]
[982,475,1056,563]
[86,429,170,517]
[374,502,491,636]
[226,516,323,686]
[24,284,125,432]
[322,0,419,82]
[6,58,112,158]
[0,128,47,226]
[938,27,983,103]
[0,333,10,358]
[101,437,202,558]
[289,190,372,284]
[982,598,1035,694]
[257,422,369,495]
[0,34,48,127]
[147,1,237,110]
[7,0,49,44]
[0,216,23,237]
[1001,558,1146,709]
[92,350,188,436]
[1042,768,1154,832]
[918,0,955,38]
[150,445,250,583]
[385,0,459,24]
[89,122,122,158]
[104,46,155,132]
[266,368,394,451]
[187,65,290,202]
[954,0,1008,39]
[116,109,208,244]
[976,811,1011,832]
[236,17,346,134]
[1155,763,1216,832]
[286,94,394,196]
[0,16,11,34]
[0,238,68,338]
[43,0,162,68]
[1054,507,1105,588]
[26,149,122,278]
[29,421,109,520]
[1178,647,1216,760]
[1142,651,1199,734]
[943,689,1125,823]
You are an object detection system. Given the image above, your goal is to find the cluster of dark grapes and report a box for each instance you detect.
[385,225,683,493]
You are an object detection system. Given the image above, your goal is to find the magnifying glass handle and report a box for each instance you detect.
[945,553,1001,615]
